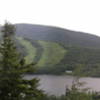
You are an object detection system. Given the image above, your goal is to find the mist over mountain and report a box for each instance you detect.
[15,24,100,48]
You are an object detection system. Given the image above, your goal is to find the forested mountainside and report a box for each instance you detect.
[1,24,100,76]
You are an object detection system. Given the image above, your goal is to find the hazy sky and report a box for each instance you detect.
[0,0,100,36]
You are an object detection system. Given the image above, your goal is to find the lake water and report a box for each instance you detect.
[25,75,100,96]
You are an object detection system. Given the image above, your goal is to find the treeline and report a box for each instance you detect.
[33,44,100,76]
[40,90,100,100]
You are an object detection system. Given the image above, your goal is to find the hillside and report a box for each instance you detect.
[2,23,100,76]
[17,37,100,76]
[15,24,100,48]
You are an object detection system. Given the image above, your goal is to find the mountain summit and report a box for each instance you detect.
[15,24,100,48]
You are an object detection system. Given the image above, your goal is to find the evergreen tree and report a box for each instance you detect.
[0,22,43,100]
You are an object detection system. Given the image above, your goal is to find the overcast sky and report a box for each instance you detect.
[0,0,100,36]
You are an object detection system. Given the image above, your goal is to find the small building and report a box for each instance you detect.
[65,70,72,74]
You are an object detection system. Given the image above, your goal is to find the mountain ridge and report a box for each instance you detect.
[15,23,100,48]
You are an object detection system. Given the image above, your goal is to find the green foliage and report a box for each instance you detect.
[37,92,97,100]
[52,45,100,75]
[65,79,92,100]
[73,64,86,77]
[0,22,43,100]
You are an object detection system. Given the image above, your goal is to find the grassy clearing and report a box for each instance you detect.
[17,37,37,64]
[16,38,67,68]
[37,41,67,67]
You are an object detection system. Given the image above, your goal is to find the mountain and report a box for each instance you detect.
[7,24,100,76]
[15,24,100,48]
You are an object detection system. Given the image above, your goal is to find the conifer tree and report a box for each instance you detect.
[0,22,43,100]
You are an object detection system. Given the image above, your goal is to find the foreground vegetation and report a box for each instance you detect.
[0,22,44,100]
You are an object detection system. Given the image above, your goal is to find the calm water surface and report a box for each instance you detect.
[25,75,100,96]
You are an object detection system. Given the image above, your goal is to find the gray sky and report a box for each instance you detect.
[0,0,100,36]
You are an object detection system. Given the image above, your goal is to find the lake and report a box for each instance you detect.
[25,75,100,96]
